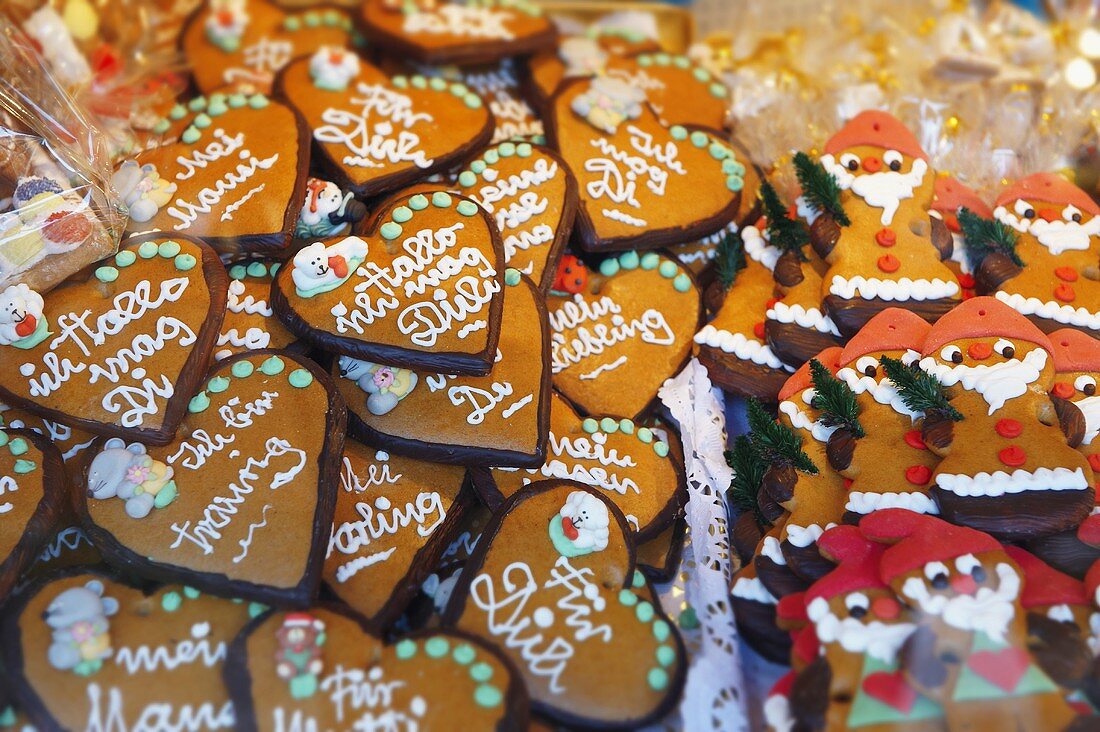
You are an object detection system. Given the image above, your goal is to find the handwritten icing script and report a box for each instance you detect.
[274,663,427,731]
[469,556,612,693]
[500,430,640,497]
[0,475,17,515]
[549,294,674,380]
[19,278,197,428]
[314,83,435,170]
[167,128,279,231]
[469,158,558,271]
[464,66,542,142]
[224,36,294,87]
[327,455,447,583]
[329,224,501,349]
[425,349,533,426]
[584,125,686,228]
[403,5,516,41]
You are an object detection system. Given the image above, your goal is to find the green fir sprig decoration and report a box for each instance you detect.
[808,359,864,438]
[715,229,747,291]
[958,207,1025,272]
[880,356,964,422]
[726,435,770,527]
[760,182,809,260]
[793,151,850,227]
[746,398,819,474]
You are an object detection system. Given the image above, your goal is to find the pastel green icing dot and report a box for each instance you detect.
[248,94,269,109]
[483,150,500,165]
[499,142,516,157]
[655,53,671,65]
[409,194,429,211]
[516,143,533,157]
[504,268,521,286]
[169,104,187,120]
[188,392,210,413]
[229,264,247,279]
[727,176,744,192]
[303,11,321,26]
[640,252,660,270]
[599,417,618,433]
[449,83,468,97]
[183,586,201,599]
[289,369,314,388]
[674,55,691,68]
[469,662,493,682]
[670,125,688,141]
[632,569,646,588]
[710,82,728,98]
[636,601,655,623]
[248,602,266,618]
[208,99,228,116]
[260,356,285,375]
[153,119,170,135]
[637,55,653,67]
[392,76,408,89]
[411,75,427,89]
[429,77,447,91]
[532,134,546,145]
[690,131,708,148]
[453,644,476,665]
[463,93,482,109]
[158,240,181,258]
[679,607,700,630]
[228,93,248,108]
[637,427,654,443]
[431,192,452,208]
[0,432,9,448]
[115,250,136,267]
[323,10,340,24]
[656,645,676,667]
[619,251,640,270]
[582,418,599,434]
[620,419,634,434]
[395,639,416,659]
[181,127,201,144]
[193,113,212,129]
[392,206,413,223]
[425,637,449,658]
[174,254,197,271]
[207,376,230,393]
[655,442,670,459]
[283,16,301,30]
[693,67,711,82]
[598,258,619,277]
[8,438,27,456]
[709,142,728,160]
[475,685,502,708]
[246,261,267,278]
[457,200,479,217]
[95,266,119,283]
[648,668,669,691]
[188,97,207,112]
[658,260,677,278]
[381,222,403,240]
[619,589,638,606]
[470,160,487,175]
[231,360,255,378]
[458,171,477,187]
[13,459,35,474]
[653,618,671,641]
[673,273,692,293]
[161,592,182,611]
[270,263,281,276]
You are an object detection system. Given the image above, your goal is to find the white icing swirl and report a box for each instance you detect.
[829,275,960,302]
[935,466,1089,497]
[741,225,780,272]
[694,325,793,372]
[845,491,939,515]
[784,522,838,548]
[778,399,837,443]
[994,290,1100,331]
[731,575,778,604]
[767,302,841,336]
[760,535,787,565]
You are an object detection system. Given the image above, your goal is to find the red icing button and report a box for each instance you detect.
[995,419,1023,438]
[1056,266,1079,282]
[753,322,766,340]
[967,342,992,360]
[875,228,896,247]
[904,430,927,450]
[765,297,781,310]
[958,273,976,289]
[999,445,1027,467]
[905,465,932,485]
[1053,382,1075,399]
[1089,453,1100,472]
[877,254,900,273]
[1055,283,1076,303]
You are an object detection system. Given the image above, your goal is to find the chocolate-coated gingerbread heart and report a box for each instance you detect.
[216,259,300,361]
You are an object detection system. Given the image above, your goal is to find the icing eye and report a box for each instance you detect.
[994,339,1015,359]
[1064,205,1083,223]
[901,349,920,366]
[924,561,949,590]
[955,554,979,574]
[883,150,903,171]
[1077,375,1097,396]
[1014,199,1036,219]
[840,153,860,172]
[845,592,870,619]
[941,345,963,364]
[856,356,879,378]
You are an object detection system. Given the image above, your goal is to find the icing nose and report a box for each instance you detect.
[967,342,992,360]
[1038,208,1060,222]
[862,157,882,173]
[950,575,978,596]
[871,596,900,620]
[562,517,579,540]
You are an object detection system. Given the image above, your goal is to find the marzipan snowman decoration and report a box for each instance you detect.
[291,236,369,297]
[0,283,49,349]
[983,173,1100,339]
[862,509,1077,732]
[204,0,249,52]
[308,46,360,92]
[549,490,610,557]
[294,178,367,239]
[918,297,1094,539]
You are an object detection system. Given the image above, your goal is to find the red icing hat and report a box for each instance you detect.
[859,509,1002,584]
[791,626,820,666]
[933,176,991,218]
[769,670,797,699]
[824,111,928,161]
[921,296,1053,358]
[1077,512,1100,548]
[806,525,887,603]
[1086,558,1100,606]
[777,592,809,625]
[778,346,844,402]
[1049,328,1100,373]
[995,173,1100,217]
[1004,546,1087,608]
[839,309,931,367]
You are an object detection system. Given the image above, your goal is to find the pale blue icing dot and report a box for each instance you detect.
[231,360,254,378]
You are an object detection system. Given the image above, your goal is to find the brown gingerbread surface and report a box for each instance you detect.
[217,259,298,360]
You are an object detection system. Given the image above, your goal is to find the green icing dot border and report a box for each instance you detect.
[169,94,271,146]
[578,414,672,457]
[186,357,316,414]
[390,73,484,109]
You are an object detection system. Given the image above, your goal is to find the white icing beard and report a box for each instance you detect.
[806,596,916,662]
[740,225,780,272]
[820,155,928,226]
[763,693,794,732]
[1077,395,1100,446]
[838,362,921,419]
[900,561,1019,644]
[994,205,1100,256]
[778,397,837,443]
[919,347,1046,415]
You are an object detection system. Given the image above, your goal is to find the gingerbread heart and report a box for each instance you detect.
[547,250,701,418]
[548,77,745,252]
[447,60,544,143]
[604,52,730,130]
[2,569,253,731]
[0,429,64,598]
[273,190,506,374]
[0,233,227,444]
[276,52,493,198]
[635,513,686,583]
[0,405,96,466]
[133,94,308,252]
[226,605,528,730]
[471,391,685,540]
[324,438,471,627]
[452,141,577,292]
[444,480,686,727]
[78,350,344,606]
[360,0,557,66]
[181,0,357,94]
[216,259,300,361]
[332,269,550,466]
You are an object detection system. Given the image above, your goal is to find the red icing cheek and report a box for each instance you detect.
[1056,266,1079,282]
[872,596,900,620]
[999,446,1027,467]
[995,419,1023,439]
[1053,382,1075,399]
[904,430,926,450]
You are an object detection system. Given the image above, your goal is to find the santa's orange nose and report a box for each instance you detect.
[950,575,978,596]
[1038,208,1060,222]
[871,596,900,620]
[967,342,992,360]
[14,315,35,338]
[862,157,882,173]
[562,517,579,540]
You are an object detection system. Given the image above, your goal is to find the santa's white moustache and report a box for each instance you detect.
[920,347,1047,415]
[807,596,916,662]
[901,562,1020,644]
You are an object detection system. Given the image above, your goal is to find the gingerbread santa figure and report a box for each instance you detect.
[931,176,991,299]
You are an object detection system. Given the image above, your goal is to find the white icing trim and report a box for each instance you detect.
[829,275,960,302]
[741,225,780,272]
[731,575,777,604]
[766,302,841,336]
[994,290,1100,331]
[760,535,787,565]
[845,491,939,515]
[778,399,837,443]
[935,466,1089,497]
[784,522,838,548]
[694,325,793,372]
